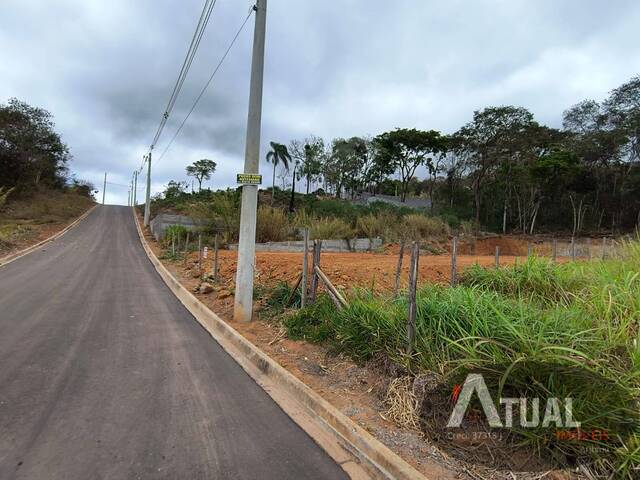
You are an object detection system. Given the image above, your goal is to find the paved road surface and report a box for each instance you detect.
[0,206,347,479]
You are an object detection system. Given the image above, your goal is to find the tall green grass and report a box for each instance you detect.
[271,241,640,477]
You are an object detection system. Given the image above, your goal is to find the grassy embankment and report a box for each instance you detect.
[265,240,640,477]
[0,189,94,255]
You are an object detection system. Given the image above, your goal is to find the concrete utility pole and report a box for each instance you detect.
[102,172,107,205]
[234,0,267,323]
[133,171,138,206]
[144,153,152,226]
[128,189,131,207]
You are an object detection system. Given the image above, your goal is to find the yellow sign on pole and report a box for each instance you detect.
[236,173,262,185]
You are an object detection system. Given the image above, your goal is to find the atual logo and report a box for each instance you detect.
[447,374,581,429]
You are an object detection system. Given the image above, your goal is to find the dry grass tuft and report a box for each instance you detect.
[384,376,420,431]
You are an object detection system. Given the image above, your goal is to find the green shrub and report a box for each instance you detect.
[310,217,354,240]
[459,220,475,236]
[187,190,240,243]
[292,208,313,229]
[403,214,450,238]
[356,214,386,248]
[439,212,460,228]
[256,206,291,242]
[283,295,335,342]
[162,225,188,248]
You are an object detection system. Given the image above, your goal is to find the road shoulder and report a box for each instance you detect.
[132,207,426,480]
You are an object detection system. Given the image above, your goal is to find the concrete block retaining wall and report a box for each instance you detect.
[149,214,205,242]
[230,237,382,253]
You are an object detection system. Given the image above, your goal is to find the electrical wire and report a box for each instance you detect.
[149,0,218,151]
[105,181,131,188]
[156,9,254,163]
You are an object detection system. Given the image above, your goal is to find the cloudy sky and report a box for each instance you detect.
[2,0,639,204]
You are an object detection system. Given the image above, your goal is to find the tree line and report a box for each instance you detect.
[0,98,94,199]
[268,75,640,234]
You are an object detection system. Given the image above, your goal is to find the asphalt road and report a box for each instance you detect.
[0,206,347,479]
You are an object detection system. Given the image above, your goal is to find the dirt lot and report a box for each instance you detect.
[202,249,519,294]
[142,216,573,479]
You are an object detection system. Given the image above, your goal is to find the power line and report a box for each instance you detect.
[149,0,218,151]
[157,9,254,163]
[105,181,131,188]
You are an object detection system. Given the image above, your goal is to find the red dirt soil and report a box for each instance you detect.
[201,249,518,294]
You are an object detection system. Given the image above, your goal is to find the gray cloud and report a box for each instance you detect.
[2,0,639,204]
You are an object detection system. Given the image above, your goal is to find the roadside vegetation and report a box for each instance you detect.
[151,75,639,248]
[148,183,460,247]
[0,98,95,254]
[264,242,640,477]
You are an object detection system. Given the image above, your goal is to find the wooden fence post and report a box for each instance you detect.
[315,266,348,310]
[586,238,592,260]
[552,239,557,263]
[407,242,419,354]
[394,238,406,297]
[198,233,202,274]
[286,273,303,307]
[602,237,607,260]
[571,237,576,261]
[527,242,533,257]
[171,232,176,257]
[213,234,219,281]
[301,229,309,307]
[310,240,322,304]
[495,246,500,268]
[183,231,190,265]
[450,237,458,287]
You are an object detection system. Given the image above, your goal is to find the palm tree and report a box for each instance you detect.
[266,142,291,204]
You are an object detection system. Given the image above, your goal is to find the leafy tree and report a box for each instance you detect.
[290,136,325,194]
[186,158,216,192]
[266,142,291,203]
[0,98,70,190]
[374,128,446,202]
[604,75,640,163]
[163,180,189,200]
[324,137,368,198]
[455,106,536,225]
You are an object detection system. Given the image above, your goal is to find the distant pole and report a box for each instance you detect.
[571,237,576,261]
[527,242,533,257]
[586,238,592,260]
[450,237,458,287]
[552,239,557,263]
[144,152,152,227]
[128,189,131,207]
[602,237,607,260]
[495,246,500,268]
[234,0,267,322]
[301,228,309,307]
[133,171,138,206]
[102,172,107,205]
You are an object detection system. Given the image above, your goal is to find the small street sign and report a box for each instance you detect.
[237,173,262,185]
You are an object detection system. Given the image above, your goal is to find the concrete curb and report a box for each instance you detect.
[0,204,98,268]
[133,208,426,480]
